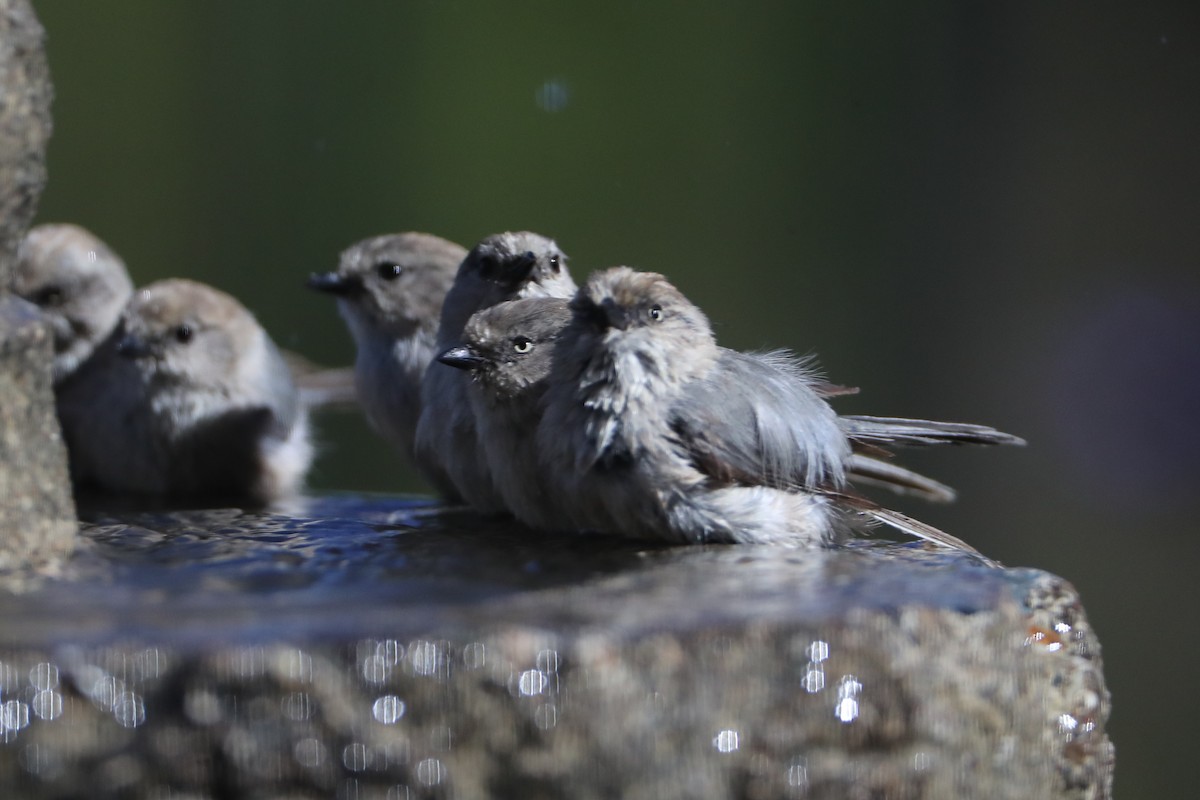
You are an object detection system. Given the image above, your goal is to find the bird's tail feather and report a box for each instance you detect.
[828,490,1000,567]
[839,415,1025,448]
[846,454,957,503]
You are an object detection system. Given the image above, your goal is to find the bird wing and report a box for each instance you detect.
[671,349,850,490]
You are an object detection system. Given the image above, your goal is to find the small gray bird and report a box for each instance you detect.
[307,233,466,479]
[416,231,577,511]
[61,278,312,507]
[9,223,134,383]
[436,297,575,529]
[538,266,1017,560]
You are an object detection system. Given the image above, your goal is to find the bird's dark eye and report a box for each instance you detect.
[512,336,533,354]
[174,324,194,344]
[33,286,64,307]
[376,262,403,280]
[648,304,663,321]
[548,254,561,271]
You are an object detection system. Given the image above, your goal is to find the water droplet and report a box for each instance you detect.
[518,670,548,696]
[536,649,560,673]
[294,738,325,769]
[713,729,740,753]
[801,664,825,693]
[29,662,59,691]
[372,695,406,725]
[409,641,442,677]
[416,757,445,786]
[281,692,312,721]
[362,654,391,684]
[343,742,372,772]
[835,675,862,723]
[462,642,486,670]
[787,758,808,788]
[32,690,62,721]
[534,703,558,730]
[1,700,30,732]
[113,692,145,728]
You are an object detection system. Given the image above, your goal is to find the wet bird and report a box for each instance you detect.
[416,231,577,510]
[9,223,133,383]
[436,296,575,529]
[307,233,466,471]
[537,266,1020,560]
[61,278,313,507]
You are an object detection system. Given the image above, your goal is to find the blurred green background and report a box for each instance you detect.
[30,1,1200,796]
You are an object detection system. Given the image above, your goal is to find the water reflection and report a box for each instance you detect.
[31,690,61,721]
[835,675,862,724]
[1,700,29,735]
[372,695,406,725]
[294,736,325,769]
[786,757,809,789]
[713,729,740,753]
[415,756,445,786]
[461,642,486,670]
[517,669,548,697]
[281,691,313,721]
[534,703,558,731]
[342,742,371,772]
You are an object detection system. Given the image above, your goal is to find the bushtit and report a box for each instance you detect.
[61,278,312,506]
[307,233,466,476]
[416,231,577,511]
[436,297,575,529]
[9,223,133,383]
[537,266,1015,559]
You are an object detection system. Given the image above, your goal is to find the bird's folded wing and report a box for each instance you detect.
[671,349,849,490]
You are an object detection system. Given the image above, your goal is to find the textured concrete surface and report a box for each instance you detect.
[0,0,53,286]
[0,498,1113,799]
[0,0,76,573]
[0,295,76,573]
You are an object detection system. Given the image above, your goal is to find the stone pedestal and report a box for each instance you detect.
[0,498,1113,799]
[0,0,77,574]
[0,295,76,573]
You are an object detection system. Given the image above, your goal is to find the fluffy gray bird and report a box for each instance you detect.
[538,266,1018,560]
[416,231,577,511]
[61,278,312,507]
[307,233,467,477]
[436,297,575,529]
[9,223,134,383]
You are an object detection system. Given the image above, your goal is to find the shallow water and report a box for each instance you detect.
[2,494,1015,649]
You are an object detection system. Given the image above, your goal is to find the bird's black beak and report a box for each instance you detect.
[437,345,487,371]
[599,299,630,331]
[572,296,623,332]
[503,251,538,285]
[307,271,360,296]
[116,333,153,359]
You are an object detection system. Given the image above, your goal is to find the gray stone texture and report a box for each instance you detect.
[0,0,76,571]
[0,500,1113,799]
[0,296,76,572]
[0,0,52,285]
